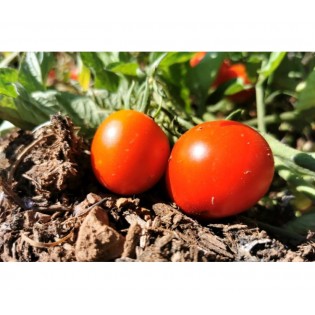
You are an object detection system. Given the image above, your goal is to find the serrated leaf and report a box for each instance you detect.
[296,70,315,110]
[14,85,59,126]
[0,68,18,97]
[95,69,120,92]
[0,94,34,129]
[36,52,55,82]
[80,52,105,70]
[159,52,195,68]
[18,52,45,92]
[108,62,139,76]
[80,52,120,92]
[55,92,110,137]
[258,52,286,83]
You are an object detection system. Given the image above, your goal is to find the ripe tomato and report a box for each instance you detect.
[91,110,170,195]
[166,120,274,219]
[212,59,255,104]
[189,54,255,104]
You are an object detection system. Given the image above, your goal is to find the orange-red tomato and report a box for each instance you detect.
[189,54,255,104]
[212,59,255,104]
[166,120,274,219]
[91,110,170,195]
[189,52,207,67]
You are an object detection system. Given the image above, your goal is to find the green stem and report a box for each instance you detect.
[139,78,151,114]
[255,83,266,133]
[262,132,315,163]
[274,156,315,200]
[246,108,315,127]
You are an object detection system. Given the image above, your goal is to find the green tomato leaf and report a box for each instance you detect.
[296,70,315,110]
[108,62,140,76]
[159,52,195,68]
[0,68,18,97]
[224,77,253,95]
[55,92,109,137]
[14,85,59,126]
[36,52,55,82]
[80,52,105,70]
[0,94,35,129]
[18,52,46,92]
[94,69,120,92]
[258,52,286,83]
[80,52,120,92]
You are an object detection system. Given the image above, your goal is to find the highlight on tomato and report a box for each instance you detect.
[91,109,170,195]
[166,120,275,220]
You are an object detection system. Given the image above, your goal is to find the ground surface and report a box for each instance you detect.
[0,114,314,262]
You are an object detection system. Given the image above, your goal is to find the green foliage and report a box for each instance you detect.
[2,51,315,238]
[0,68,18,97]
[296,70,315,110]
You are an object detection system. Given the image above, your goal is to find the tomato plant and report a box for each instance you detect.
[166,120,274,219]
[189,53,255,104]
[212,59,255,104]
[90,109,170,195]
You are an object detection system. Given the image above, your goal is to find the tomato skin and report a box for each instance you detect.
[166,120,274,219]
[91,110,170,195]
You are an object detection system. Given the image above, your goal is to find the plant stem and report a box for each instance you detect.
[255,83,266,133]
[245,108,315,127]
[139,78,151,114]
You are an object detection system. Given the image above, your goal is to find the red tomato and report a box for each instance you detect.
[91,110,170,195]
[212,59,255,104]
[70,68,79,81]
[189,54,255,104]
[166,120,274,219]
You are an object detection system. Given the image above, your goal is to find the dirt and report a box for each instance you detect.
[0,114,314,262]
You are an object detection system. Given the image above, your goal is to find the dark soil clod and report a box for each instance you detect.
[0,114,314,262]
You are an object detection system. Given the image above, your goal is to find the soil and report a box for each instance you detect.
[0,114,314,262]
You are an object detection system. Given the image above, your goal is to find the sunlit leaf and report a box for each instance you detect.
[224,77,252,95]
[108,62,140,76]
[0,94,35,129]
[79,64,91,92]
[18,52,45,92]
[0,68,18,97]
[80,52,120,92]
[258,52,286,83]
[159,52,195,68]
